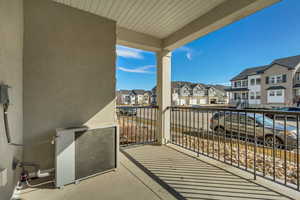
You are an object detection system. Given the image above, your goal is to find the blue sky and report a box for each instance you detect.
[116,0,300,90]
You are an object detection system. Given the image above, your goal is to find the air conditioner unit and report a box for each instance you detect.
[55,125,118,188]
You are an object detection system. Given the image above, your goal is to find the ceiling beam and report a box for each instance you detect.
[116,27,162,52]
[163,0,280,51]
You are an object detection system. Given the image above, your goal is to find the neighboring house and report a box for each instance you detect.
[227,54,300,107]
[143,91,152,105]
[129,90,145,105]
[116,90,131,105]
[153,81,229,106]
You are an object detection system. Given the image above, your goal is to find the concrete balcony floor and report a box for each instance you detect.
[20,145,297,200]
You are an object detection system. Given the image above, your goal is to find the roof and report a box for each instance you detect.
[294,84,300,88]
[231,54,300,82]
[266,86,286,90]
[230,65,268,81]
[117,90,131,95]
[271,55,300,69]
[131,90,146,95]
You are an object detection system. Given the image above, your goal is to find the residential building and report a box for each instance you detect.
[116,90,131,105]
[227,55,300,107]
[117,89,153,105]
[153,81,228,106]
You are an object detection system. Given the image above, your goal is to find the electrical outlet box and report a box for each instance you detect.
[0,84,9,105]
[0,168,7,187]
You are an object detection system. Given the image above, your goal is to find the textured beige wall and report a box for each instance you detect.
[23,0,116,170]
[0,0,23,199]
[261,64,294,106]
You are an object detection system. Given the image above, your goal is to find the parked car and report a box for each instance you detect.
[210,112,299,149]
[265,107,300,120]
[119,107,137,116]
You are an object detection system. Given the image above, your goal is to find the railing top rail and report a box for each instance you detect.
[117,105,159,109]
[168,106,300,115]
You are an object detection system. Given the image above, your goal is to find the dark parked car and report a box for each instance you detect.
[119,107,137,116]
[210,112,299,149]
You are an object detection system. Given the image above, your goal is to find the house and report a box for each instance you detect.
[143,91,152,105]
[116,90,131,105]
[227,54,300,107]
[153,81,229,106]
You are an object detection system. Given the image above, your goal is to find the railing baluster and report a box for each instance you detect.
[245,111,248,170]
[189,108,192,150]
[197,110,200,156]
[284,115,287,185]
[202,111,204,154]
[263,112,265,177]
[224,111,226,162]
[297,114,299,191]
[254,112,257,180]
[218,110,220,160]
[193,109,196,151]
[237,111,240,168]
[207,111,209,156]
[273,114,276,181]
[230,111,233,165]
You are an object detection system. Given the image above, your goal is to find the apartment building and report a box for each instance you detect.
[227,54,300,107]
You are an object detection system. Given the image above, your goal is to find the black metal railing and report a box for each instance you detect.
[117,106,158,146]
[170,106,300,191]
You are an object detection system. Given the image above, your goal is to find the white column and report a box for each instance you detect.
[156,50,171,144]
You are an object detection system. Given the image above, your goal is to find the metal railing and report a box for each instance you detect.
[169,106,300,191]
[117,106,158,146]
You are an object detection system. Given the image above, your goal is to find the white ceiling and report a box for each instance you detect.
[53,0,225,39]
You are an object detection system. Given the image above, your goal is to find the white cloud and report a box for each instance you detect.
[117,65,156,74]
[175,46,201,61]
[186,52,192,60]
[116,45,153,59]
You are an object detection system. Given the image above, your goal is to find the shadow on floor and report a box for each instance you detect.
[122,145,293,200]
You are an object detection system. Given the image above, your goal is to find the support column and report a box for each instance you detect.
[156,50,171,144]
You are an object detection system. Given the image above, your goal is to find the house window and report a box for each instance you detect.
[256,78,261,85]
[296,73,300,81]
[233,82,237,88]
[269,90,275,96]
[256,92,260,99]
[250,92,255,100]
[276,90,283,96]
[250,79,255,85]
[242,80,248,87]
[276,75,282,83]
[296,89,300,96]
[270,76,276,84]
[237,81,241,87]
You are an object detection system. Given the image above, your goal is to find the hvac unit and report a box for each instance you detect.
[55,125,118,188]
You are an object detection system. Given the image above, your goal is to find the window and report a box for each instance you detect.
[242,92,247,100]
[256,92,261,99]
[237,81,241,87]
[276,90,283,96]
[270,76,276,84]
[296,89,300,96]
[233,82,237,88]
[242,80,248,87]
[256,78,261,85]
[250,79,255,85]
[296,73,300,81]
[276,75,282,83]
[250,92,255,99]
[269,90,275,96]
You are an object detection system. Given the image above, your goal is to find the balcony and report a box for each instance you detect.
[19,106,300,200]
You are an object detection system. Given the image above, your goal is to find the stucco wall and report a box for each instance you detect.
[261,64,293,106]
[23,0,116,170]
[0,0,23,199]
